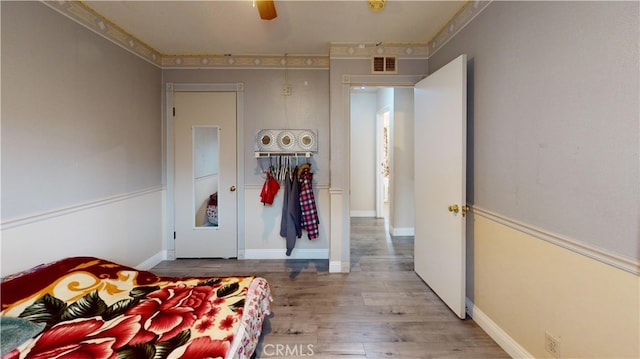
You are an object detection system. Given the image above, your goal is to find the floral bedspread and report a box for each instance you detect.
[1,257,272,359]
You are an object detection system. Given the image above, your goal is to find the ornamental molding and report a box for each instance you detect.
[41,0,491,69]
[429,0,492,56]
[41,1,162,67]
[161,54,329,70]
[329,43,429,59]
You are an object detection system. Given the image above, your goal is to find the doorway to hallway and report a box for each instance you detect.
[349,86,415,237]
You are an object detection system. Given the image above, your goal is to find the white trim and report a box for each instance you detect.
[329,260,349,273]
[235,85,246,260]
[166,250,176,261]
[466,298,533,359]
[472,206,640,276]
[136,251,165,270]
[390,226,414,236]
[341,74,426,87]
[172,83,243,92]
[243,249,328,260]
[350,210,376,218]
[1,186,164,230]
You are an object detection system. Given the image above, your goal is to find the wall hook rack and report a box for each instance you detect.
[254,151,312,158]
[255,129,317,155]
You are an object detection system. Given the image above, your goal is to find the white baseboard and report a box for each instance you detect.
[390,226,414,236]
[350,210,376,217]
[137,251,165,270]
[329,260,349,273]
[466,298,532,359]
[244,249,328,260]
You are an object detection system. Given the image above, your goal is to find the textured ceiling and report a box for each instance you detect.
[83,1,467,56]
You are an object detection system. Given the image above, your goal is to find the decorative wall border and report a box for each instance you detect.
[472,206,640,276]
[40,1,162,67]
[330,1,492,59]
[41,0,491,69]
[329,43,429,59]
[40,1,327,69]
[161,54,329,70]
[429,0,492,56]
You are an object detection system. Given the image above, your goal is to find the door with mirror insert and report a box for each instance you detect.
[174,91,237,258]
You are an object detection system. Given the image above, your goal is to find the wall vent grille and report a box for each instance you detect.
[372,56,397,74]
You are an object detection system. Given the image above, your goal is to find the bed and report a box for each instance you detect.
[0,256,272,359]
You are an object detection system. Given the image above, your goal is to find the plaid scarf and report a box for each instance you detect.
[299,167,319,239]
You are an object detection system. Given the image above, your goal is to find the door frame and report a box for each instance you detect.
[343,74,424,271]
[165,82,245,260]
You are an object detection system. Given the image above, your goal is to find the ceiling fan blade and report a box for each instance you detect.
[256,0,277,20]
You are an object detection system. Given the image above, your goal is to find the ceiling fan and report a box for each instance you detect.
[256,0,277,20]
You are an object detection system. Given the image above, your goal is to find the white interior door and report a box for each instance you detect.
[174,91,237,258]
[414,54,467,318]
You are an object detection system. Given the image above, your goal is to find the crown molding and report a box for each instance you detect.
[429,0,492,56]
[330,1,492,59]
[41,1,162,67]
[330,43,429,59]
[161,54,329,70]
[41,0,491,69]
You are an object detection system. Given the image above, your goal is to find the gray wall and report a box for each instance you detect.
[429,1,639,259]
[162,69,330,186]
[1,1,162,220]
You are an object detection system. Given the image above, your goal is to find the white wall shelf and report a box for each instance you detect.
[254,151,312,158]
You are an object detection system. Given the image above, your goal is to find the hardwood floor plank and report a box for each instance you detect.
[151,218,508,358]
[363,342,512,359]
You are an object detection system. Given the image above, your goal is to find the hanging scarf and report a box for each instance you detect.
[299,166,319,239]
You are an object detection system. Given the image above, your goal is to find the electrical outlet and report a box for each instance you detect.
[545,332,560,358]
[281,83,292,96]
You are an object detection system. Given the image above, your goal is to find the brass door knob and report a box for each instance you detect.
[448,204,459,213]
[230,185,236,192]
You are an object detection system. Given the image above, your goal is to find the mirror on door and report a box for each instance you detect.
[193,126,220,227]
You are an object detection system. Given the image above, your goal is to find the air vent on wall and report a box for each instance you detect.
[372,56,397,74]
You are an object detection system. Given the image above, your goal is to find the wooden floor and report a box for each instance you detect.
[151,217,509,358]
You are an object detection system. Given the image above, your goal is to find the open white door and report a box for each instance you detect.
[414,54,467,318]
[174,91,237,258]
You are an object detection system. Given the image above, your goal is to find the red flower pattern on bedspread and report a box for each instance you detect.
[126,284,214,344]
[178,336,230,359]
[1,258,271,359]
[17,315,140,359]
